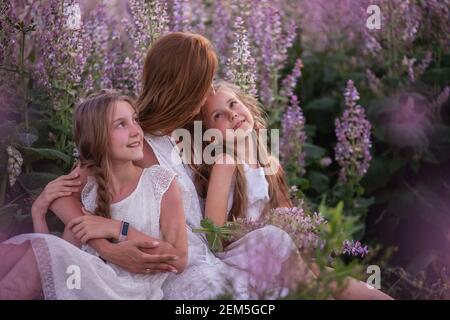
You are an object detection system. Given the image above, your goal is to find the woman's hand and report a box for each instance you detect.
[67,208,121,244]
[31,172,82,219]
[100,240,180,274]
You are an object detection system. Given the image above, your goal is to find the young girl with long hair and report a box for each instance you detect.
[189,80,291,226]
[188,80,393,299]
[0,90,187,299]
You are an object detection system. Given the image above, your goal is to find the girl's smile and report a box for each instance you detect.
[202,89,254,140]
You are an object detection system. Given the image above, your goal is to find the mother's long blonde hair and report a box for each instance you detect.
[188,81,292,220]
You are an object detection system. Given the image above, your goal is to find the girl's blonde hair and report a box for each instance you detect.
[189,81,292,220]
[137,32,218,135]
[73,89,136,219]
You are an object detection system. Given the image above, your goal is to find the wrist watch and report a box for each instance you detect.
[118,221,129,242]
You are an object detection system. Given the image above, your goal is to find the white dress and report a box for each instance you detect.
[3,165,176,299]
[147,135,301,299]
[145,134,230,299]
[215,163,300,299]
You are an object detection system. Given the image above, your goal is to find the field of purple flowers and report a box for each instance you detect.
[0,0,449,299]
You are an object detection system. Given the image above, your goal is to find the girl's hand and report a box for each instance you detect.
[31,172,82,218]
[67,208,121,244]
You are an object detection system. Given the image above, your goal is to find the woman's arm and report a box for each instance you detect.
[159,178,188,272]
[203,154,236,227]
[31,172,82,234]
[31,213,49,234]
[67,210,181,259]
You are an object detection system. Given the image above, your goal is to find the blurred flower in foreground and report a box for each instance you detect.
[342,240,369,258]
[384,91,433,152]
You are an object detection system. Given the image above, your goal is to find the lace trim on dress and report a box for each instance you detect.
[81,176,97,212]
[149,165,177,202]
[148,165,176,237]
[30,237,57,300]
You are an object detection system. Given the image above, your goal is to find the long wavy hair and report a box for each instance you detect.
[188,81,292,220]
[73,89,136,219]
[137,32,218,135]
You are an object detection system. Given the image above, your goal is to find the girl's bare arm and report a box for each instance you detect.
[159,179,188,272]
[204,154,236,227]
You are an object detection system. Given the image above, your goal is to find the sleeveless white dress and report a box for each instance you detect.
[214,163,300,298]
[145,135,230,299]
[147,135,302,299]
[3,165,177,299]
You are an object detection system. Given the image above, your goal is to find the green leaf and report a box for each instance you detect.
[304,143,327,165]
[353,197,375,210]
[17,172,59,195]
[289,176,310,190]
[22,147,71,164]
[18,132,38,147]
[0,204,19,232]
[207,233,223,253]
[307,170,329,193]
[0,120,18,144]
[200,218,216,231]
[303,96,337,113]
[362,154,393,194]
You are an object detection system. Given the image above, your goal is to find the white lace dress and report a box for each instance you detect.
[3,165,176,300]
[147,135,301,299]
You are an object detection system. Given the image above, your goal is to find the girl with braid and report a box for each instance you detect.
[0,90,188,299]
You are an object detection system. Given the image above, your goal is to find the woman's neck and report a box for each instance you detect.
[108,161,142,197]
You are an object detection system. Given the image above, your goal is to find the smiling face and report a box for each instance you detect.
[202,88,255,142]
[108,100,144,162]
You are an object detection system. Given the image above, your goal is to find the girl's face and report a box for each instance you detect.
[202,89,254,141]
[108,101,144,162]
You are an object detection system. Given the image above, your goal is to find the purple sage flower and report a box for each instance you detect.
[281,95,306,176]
[334,80,372,183]
[225,16,257,96]
[342,240,369,258]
